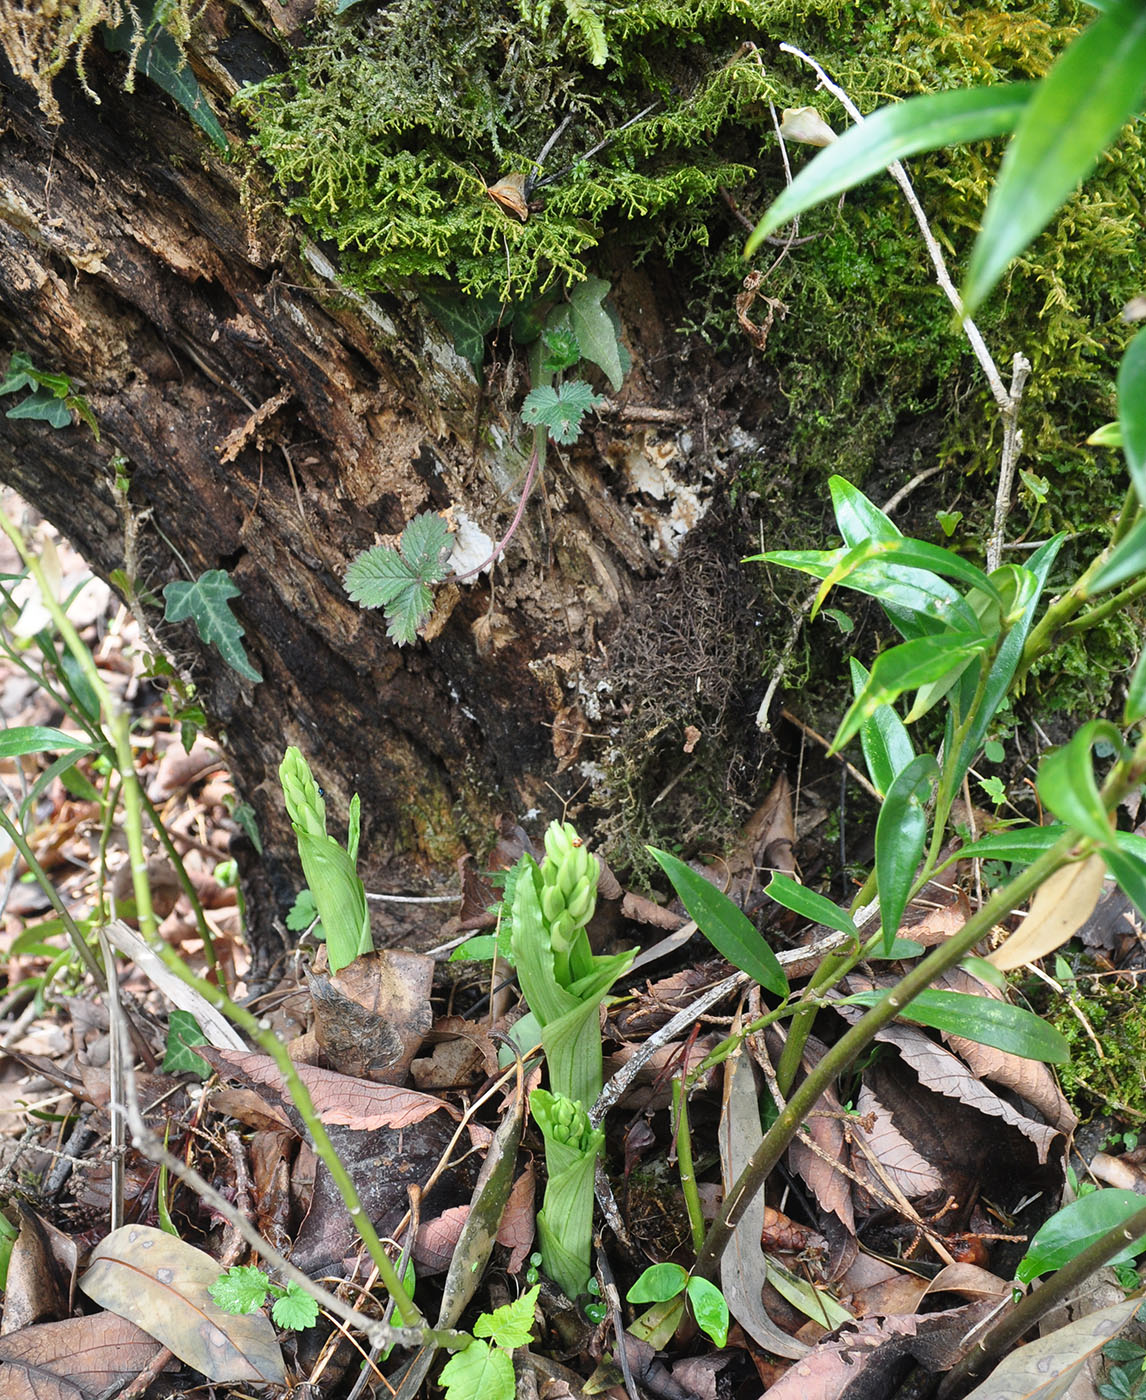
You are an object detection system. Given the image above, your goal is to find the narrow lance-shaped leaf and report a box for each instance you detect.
[874,754,938,950]
[963,0,1146,311]
[840,988,1069,1062]
[649,848,788,995]
[1035,719,1123,847]
[746,84,1033,253]
[834,636,988,753]
[763,874,857,939]
[1117,324,1146,505]
[850,658,915,798]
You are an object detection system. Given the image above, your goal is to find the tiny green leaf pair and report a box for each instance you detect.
[628,1262,729,1348]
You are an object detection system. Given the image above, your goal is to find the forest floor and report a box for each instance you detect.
[1,503,1145,1400]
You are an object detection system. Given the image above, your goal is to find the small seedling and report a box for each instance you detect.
[210,1264,320,1331]
[627,1262,729,1347]
[439,1285,540,1400]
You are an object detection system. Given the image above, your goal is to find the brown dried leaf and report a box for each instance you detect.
[203,1049,460,1128]
[146,735,224,802]
[853,1083,945,1200]
[79,1225,285,1385]
[310,948,433,1082]
[936,967,1077,1132]
[924,1263,1011,1301]
[414,1206,469,1274]
[1,1207,68,1335]
[498,1166,536,1273]
[208,1086,292,1133]
[0,1311,176,1399]
[988,854,1107,971]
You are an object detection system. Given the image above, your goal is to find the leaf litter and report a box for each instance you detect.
[0,548,1142,1400]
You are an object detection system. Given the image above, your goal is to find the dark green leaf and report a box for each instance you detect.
[344,541,436,646]
[568,278,624,391]
[6,389,72,428]
[0,351,38,396]
[0,726,91,758]
[628,1263,688,1304]
[163,571,262,683]
[874,755,938,950]
[1107,834,1146,919]
[955,824,1070,862]
[286,889,319,932]
[764,873,857,938]
[103,13,229,151]
[1016,1191,1146,1283]
[1117,326,1146,505]
[1090,515,1146,594]
[746,85,1032,252]
[421,288,501,370]
[1036,720,1123,846]
[649,848,788,996]
[399,511,454,581]
[851,659,915,798]
[162,1009,212,1077]
[842,988,1069,1061]
[964,0,1146,311]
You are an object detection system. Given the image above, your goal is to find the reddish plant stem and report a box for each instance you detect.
[453,446,541,582]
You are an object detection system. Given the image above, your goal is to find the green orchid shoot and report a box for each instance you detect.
[531,1090,604,1302]
[279,747,371,975]
[510,821,633,1297]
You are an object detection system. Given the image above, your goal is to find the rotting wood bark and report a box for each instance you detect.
[0,7,767,967]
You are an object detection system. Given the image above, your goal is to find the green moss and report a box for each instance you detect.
[1048,983,1146,1122]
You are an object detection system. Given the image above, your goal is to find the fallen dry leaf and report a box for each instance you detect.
[309,948,433,1082]
[498,1165,536,1274]
[1,1205,68,1335]
[79,1224,285,1385]
[989,854,1107,971]
[414,1205,470,1273]
[203,1049,460,1129]
[0,1311,177,1399]
[853,1082,945,1201]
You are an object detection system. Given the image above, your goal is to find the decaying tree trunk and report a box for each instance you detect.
[0,5,772,963]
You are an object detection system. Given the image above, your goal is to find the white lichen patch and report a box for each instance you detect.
[448,508,496,577]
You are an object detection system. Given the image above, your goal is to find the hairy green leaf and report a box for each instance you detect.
[746,85,1032,252]
[521,381,602,444]
[473,1284,540,1349]
[163,571,262,683]
[271,1283,319,1331]
[210,1265,271,1315]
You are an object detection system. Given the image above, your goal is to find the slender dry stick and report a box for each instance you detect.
[778,43,1030,569]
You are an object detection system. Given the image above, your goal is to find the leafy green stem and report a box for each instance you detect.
[691,827,1078,1283]
[1062,566,1146,636]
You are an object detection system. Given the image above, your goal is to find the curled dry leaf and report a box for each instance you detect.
[414,1205,469,1274]
[988,854,1107,971]
[499,1165,536,1274]
[79,1225,285,1385]
[309,948,433,1083]
[0,1311,178,1400]
[2,1205,69,1335]
[853,1083,946,1202]
[923,1262,1011,1301]
[203,1048,460,1129]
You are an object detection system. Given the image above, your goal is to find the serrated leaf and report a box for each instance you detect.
[569,278,624,391]
[473,1284,540,1349]
[521,381,601,445]
[439,1339,515,1400]
[344,546,432,645]
[399,511,454,581]
[286,889,319,932]
[162,1009,212,1077]
[746,84,1033,252]
[209,1265,271,1315]
[271,1282,319,1330]
[964,0,1146,311]
[163,571,262,683]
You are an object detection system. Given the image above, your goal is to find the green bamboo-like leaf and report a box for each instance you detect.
[295,829,370,974]
[649,848,788,996]
[1126,645,1146,725]
[947,536,1063,794]
[746,85,1032,253]
[850,659,915,798]
[1107,833,1146,919]
[1117,326,1146,504]
[955,824,1070,862]
[963,0,1146,311]
[834,634,989,752]
[763,873,857,938]
[874,755,938,949]
[1016,1190,1146,1283]
[1089,514,1146,593]
[841,988,1069,1062]
[1035,720,1123,847]
[163,571,262,683]
[0,726,91,758]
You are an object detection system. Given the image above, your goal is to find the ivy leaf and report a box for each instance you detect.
[569,278,624,391]
[521,381,602,445]
[163,571,263,684]
[473,1285,540,1350]
[344,512,454,646]
[421,288,501,370]
[439,1339,515,1400]
[209,1265,271,1315]
[162,1010,212,1078]
[270,1282,319,1331]
[6,389,73,428]
[286,889,319,933]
